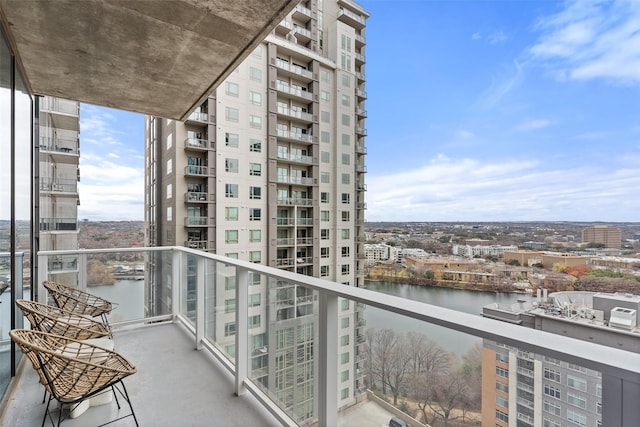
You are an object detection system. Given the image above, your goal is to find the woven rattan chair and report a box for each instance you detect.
[10,329,138,427]
[43,281,114,326]
[16,299,112,341]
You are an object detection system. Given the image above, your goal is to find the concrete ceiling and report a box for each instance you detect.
[0,0,298,120]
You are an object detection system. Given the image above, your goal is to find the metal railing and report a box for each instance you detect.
[33,246,640,427]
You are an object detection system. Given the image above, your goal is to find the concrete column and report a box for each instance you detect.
[318,292,338,427]
[235,268,249,396]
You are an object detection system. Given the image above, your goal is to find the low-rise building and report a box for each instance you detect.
[452,244,518,259]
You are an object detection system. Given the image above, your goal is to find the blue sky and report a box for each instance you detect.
[78,0,640,222]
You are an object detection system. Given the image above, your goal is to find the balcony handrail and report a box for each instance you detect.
[36,246,640,427]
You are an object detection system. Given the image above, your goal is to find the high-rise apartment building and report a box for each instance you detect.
[38,96,80,285]
[482,291,640,427]
[581,225,622,249]
[144,0,368,421]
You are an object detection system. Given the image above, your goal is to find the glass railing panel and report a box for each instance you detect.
[180,252,198,326]
[204,258,237,362]
[247,276,318,425]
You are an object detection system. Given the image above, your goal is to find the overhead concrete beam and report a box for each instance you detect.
[0,0,299,120]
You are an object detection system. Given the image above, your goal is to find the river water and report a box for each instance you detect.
[364,281,533,355]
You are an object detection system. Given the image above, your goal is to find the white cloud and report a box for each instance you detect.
[471,32,481,40]
[487,31,507,44]
[454,129,475,139]
[107,152,120,159]
[474,60,524,110]
[530,0,640,85]
[365,156,640,222]
[514,119,554,131]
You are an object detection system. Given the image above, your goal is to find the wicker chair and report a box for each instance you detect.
[43,281,114,326]
[10,329,138,427]
[16,299,112,341]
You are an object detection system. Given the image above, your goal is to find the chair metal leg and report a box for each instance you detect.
[111,384,121,409]
[120,382,139,427]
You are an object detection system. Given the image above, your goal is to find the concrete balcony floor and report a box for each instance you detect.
[1,323,282,426]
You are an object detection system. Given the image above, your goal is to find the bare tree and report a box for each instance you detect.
[369,329,398,394]
[382,334,412,405]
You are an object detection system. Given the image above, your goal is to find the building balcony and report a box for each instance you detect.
[355,127,367,136]
[277,152,315,165]
[355,164,367,173]
[355,107,367,118]
[356,202,367,210]
[39,136,79,158]
[39,217,78,232]
[47,255,78,273]
[272,58,313,81]
[184,111,210,124]
[184,165,210,177]
[17,246,640,427]
[276,128,313,143]
[277,175,314,185]
[275,237,313,246]
[184,216,208,227]
[354,33,365,47]
[277,106,314,123]
[293,26,313,43]
[185,191,209,203]
[355,52,365,65]
[356,183,367,191]
[292,4,312,22]
[39,97,80,116]
[276,217,314,226]
[185,240,208,250]
[275,82,313,102]
[356,89,367,99]
[355,144,367,154]
[276,197,313,206]
[39,178,78,195]
[184,138,210,150]
[337,7,366,29]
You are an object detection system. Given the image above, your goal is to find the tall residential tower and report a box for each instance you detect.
[144,0,368,421]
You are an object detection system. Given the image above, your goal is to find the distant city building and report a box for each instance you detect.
[540,253,591,269]
[482,291,640,427]
[523,241,547,249]
[503,250,542,267]
[465,238,493,246]
[38,96,80,285]
[398,248,429,262]
[452,244,517,259]
[364,243,397,266]
[582,225,621,249]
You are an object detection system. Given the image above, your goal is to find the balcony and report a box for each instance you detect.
[355,33,365,47]
[185,191,209,203]
[39,178,78,194]
[277,175,314,185]
[276,129,313,143]
[355,164,367,173]
[356,183,367,191]
[292,4,312,22]
[40,97,79,116]
[185,111,209,124]
[184,216,209,227]
[356,89,367,99]
[276,197,313,206]
[355,127,367,136]
[273,58,313,80]
[337,7,366,29]
[39,136,79,161]
[184,137,210,151]
[185,240,208,250]
[39,217,78,232]
[184,165,210,177]
[294,26,312,43]
[277,106,314,123]
[277,152,315,165]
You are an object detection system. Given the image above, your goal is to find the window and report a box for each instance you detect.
[496,353,508,363]
[166,183,172,199]
[544,384,561,399]
[321,90,330,102]
[249,186,261,199]
[543,419,561,427]
[342,211,350,221]
[341,34,352,52]
[321,229,329,240]
[225,81,239,97]
[249,91,262,105]
[321,111,330,123]
[341,133,350,145]
[321,131,330,143]
[341,94,350,106]
[567,375,587,392]
[495,410,508,423]
[341,299,350,311]
[568,393,586,409]
[225,207,238,221]
[250,163,261,176]
[543,399,561,416]
[342,153,350,165]
[166,207,172,221]
[250,139,261,152]
[250,208,261,221]
[222,275,235,291]
[321,248,329,258]
[496,381,508,393]
[249,294,261,307]
[320,265,329,277]
[544,368,561,382]
[341,193,350,204]
[249,115,262,129]
[544,356,560,365]
[341,370,349,382]
[321,151,330,163]
[341,173,350,184]
[496,366,508,378]
[225,132,239,147]
[225,158,238,173]
[341,114,350,126]
[320,69,330,82]
[567,410,586,426]
[166,159,172,174]
[341,74,350,87]
[224,322,236,336]
[341,53,351,71]
[226,253,238,259]
[225,299,236,313]
[225,184,238,198]
[249,67,262,82]
[249,272,261,286]
[340,353,349,364]
[341,388,349,399]
[341,247,350,257]
[320,172,330,183]
[249,229,261,242]
[321,210,329,221]
[321,192,328,203]
[225,230,239,244]
[495,396,508,408]
[341,229,350,239]
[251,45,262,58]
[340,335,349,346]
[226,107,239,122]
[341,264,350,275]
[341,317,350,328]
[249,315,261,329]
[166,133,173,149]
[250,251,261,263]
